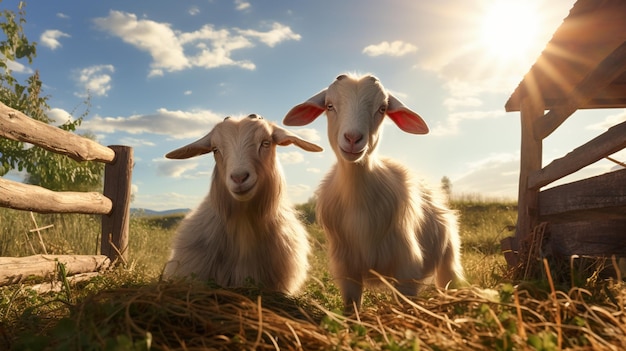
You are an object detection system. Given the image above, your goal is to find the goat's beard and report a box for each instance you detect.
[229,186,256,202]
[338,149,366,163]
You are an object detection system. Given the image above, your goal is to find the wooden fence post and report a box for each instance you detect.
[101,145,133,263]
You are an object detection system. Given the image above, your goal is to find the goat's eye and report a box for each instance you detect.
[261,140,271,148]
[326,103,334,111]
[378,105,387,114]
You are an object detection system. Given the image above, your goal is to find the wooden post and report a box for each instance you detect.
[101,145,133,263]
[502,96,545,266]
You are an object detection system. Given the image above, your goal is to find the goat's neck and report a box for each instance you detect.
[335,153,382,179]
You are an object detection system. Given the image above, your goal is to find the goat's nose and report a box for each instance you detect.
[230,171,250,184]
[344,132,363,145]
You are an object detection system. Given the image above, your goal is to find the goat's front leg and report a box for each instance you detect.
[396,279,419,298]
[337,276,363,314]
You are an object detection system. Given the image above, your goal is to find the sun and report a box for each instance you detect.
[479,1,541,60]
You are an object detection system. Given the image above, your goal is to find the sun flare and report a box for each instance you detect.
[479,1,541,60]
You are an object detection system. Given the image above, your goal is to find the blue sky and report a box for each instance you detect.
[5,0,625,211]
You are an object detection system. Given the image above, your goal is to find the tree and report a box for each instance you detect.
[441,176,452,200]
[0,2,103,191]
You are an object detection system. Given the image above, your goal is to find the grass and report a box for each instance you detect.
[1,198,625,350]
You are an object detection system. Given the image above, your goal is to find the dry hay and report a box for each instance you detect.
[9,274,623,351]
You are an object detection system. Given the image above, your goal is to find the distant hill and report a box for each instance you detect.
[131,208,191,217]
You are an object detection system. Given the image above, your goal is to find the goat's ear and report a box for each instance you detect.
[386,94,429,134]
[283,89,326,126]
[272,126,323,152]
[165,132,214,159]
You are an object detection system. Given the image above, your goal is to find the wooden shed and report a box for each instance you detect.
[501,0,626,266]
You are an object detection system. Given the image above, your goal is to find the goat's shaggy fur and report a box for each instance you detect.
[163,115,323,294]
[284,74,465,310]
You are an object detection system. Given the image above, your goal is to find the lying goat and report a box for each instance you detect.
[163,114,323,294]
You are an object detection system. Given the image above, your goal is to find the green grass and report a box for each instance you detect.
[4,198,624,349]
[452,196,517,287]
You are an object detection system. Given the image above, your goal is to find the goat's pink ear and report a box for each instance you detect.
[283,89,327,126]
[272,126,323,152]
[165,132,214,159]
[386,94,429,134]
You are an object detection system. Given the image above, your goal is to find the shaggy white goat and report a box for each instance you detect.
[163,114,323,294]
[283,74,464,310]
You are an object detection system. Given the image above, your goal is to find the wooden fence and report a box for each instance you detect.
[0,101,133,286]
[500,0,626,266]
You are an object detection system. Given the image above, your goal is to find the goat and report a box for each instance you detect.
[163,114,323,294]
[283,73,464,310]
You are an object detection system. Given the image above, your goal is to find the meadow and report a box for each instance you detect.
[1,196,625,350]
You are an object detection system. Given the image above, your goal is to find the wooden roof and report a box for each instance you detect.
[505,0,626,112]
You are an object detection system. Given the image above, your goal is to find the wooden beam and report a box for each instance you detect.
[548,220,626,257]
[539,169,626,223]
[101,145,133,263]
[502,96,545,266]
[0,102,115,163]
[529,120,626,190]
[534,42,626,140]
[0,178,112,214]
[0,254,110,286]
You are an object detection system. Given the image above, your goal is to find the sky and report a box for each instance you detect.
[4,0,626,211]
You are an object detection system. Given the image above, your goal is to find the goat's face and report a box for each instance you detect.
[283,73,429,164]
[166,114,323,202]
[324,75,387,163]
[209,116,273,201]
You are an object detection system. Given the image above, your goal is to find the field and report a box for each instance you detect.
[1,197,625,350]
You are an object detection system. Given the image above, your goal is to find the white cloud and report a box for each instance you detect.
[453,153,520,199]
[586,110,626,131]
[118,137,156,147]
[362,40,417,57]
[93,11,189,75]
[56,13,69,19]
[234,0,251,11]
[180,25,255,70]
[431,109,505,136]
[155,158,201,178]
[236,22,301,47]
[40,30,70,50]
[183,90,192,95]
[93,10,301,76]
[130,183,138,197]
[1,54,32,74]
[443,96,483,110]
[278,151,305,165]
[188,6,200,16]
[47,107,72,124]
[81,107,225,139]
[290,128,321,142]
[74,64,115,97]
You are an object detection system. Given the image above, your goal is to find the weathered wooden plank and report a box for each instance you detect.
[539,169,626,223]
[548,220,626,257]
[101,146,133,262]
[0,254,110,286]
[0,178,112,214]
[529,120,626,190]
[0,101,115,163]
[509,96,545,267]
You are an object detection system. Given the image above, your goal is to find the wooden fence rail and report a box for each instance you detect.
[0,101,133,283]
